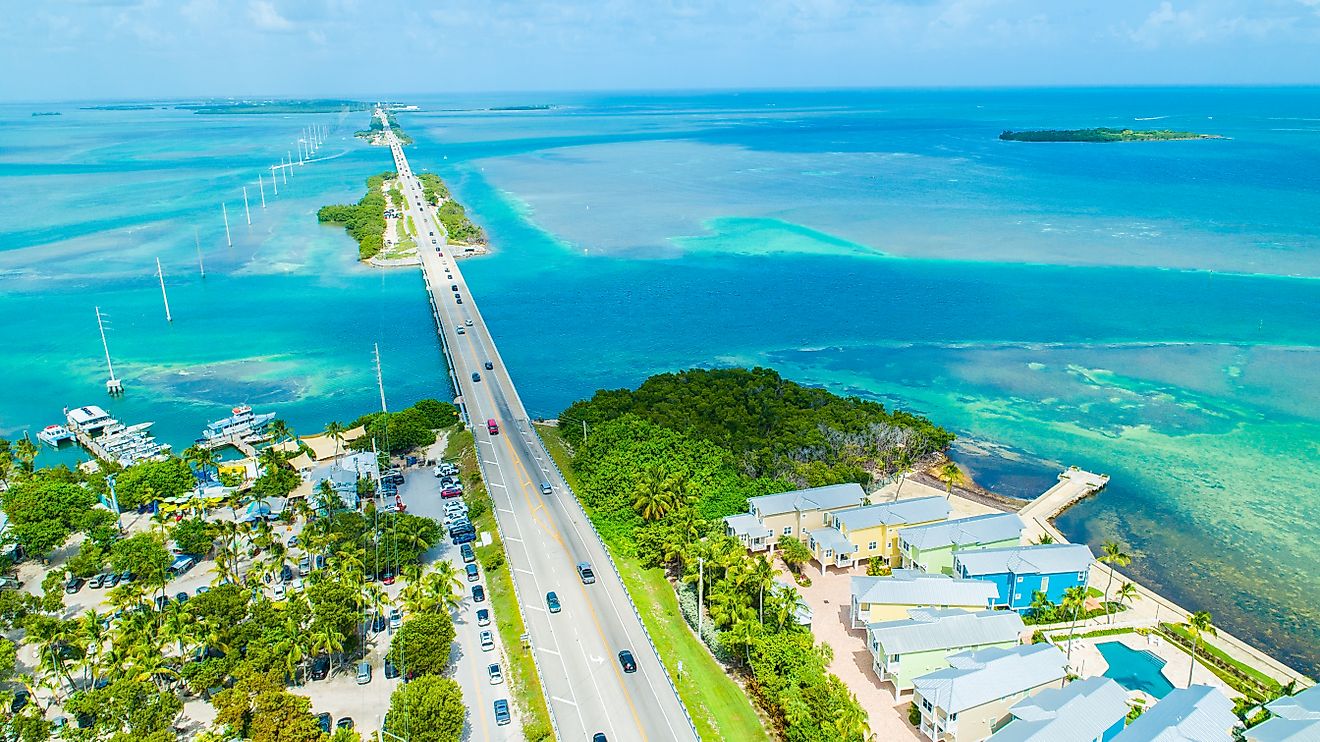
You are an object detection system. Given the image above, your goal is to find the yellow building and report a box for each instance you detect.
[723,483,867,551]
[850,571,999,627]
[807,495,951,570]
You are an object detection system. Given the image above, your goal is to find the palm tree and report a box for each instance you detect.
[268,418,295,445]
[324,421,347,461]
[750,554,778,622]
[309,625,346,680]
[1062,586,1088,661]
[1115,581,1140,615]
[426,562,463,613]
[726,619,763,666]
[1099,541,1132,624]
[257,446,285,477]
[1032,534,1056,545]
[767,584,805,633]
[938,460,962,498]
[1183,611,1216,686]
[632,469,674,522]
[160,602,195,655]
[182,444,221,482]
[13,436,39,474]
[832,692,872,742]
[1028,591,1056,623]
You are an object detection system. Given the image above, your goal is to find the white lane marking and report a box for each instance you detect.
[504,537,523,544]
[540,647,560,656]
[483,459,499,466]
[488,482,506,489]
[515,568,535,575]
[552,696,578,707]
[497,508,515,515]
[528,605,546,613]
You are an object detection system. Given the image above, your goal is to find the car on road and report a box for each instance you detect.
[471,372,481,382]
[452,530,476,545]
[577,563,596,584]
[384,657,400,679]
[315,713,332,734]
[272,584,286,600]
[618,650,637,673]
[487,418,499,434]
[480,630,495,652]
[388,608,402,630]
[484,360,494,370]
[65,576,85,594]
[466,564,480,582]
[593,735,608,742]
[450,283,457,291]
[89,574,106,589]
[493,699,511,726]
[540,482,553,495]
[546,591,561,613]
[464,319,473,326]
[456,327,466,335]
[461,544,476,563]
[310,655,330,681]
[336,718,354,731]
[356,661,372,685]
[487,663,504,685]
[472,584,486,603]
[456,298,463,304]
[476,608,490,626]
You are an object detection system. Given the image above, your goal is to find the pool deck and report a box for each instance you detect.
[1067,634,1231,699]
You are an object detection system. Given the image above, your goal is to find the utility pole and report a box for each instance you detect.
[156,257,172,322]
[697,556,704,639]
[222,203,232,246]
[194,228,204,277]
[242,187,251,225]
[258,174,266,207]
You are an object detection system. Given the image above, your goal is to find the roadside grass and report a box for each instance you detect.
[536,423,771,741]
[1159,622,1282,698]
[447,427,553,740]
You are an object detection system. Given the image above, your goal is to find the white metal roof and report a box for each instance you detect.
[912,644,1068,714]
[749,482,866,517]
[898,512,1025,550]
[1114,685,1237,742]
[868,608,1024,655]
[852,572,998,608]
[1248,685,1320,742]
[989,677,1129,742]
[724,513,772,539]
[808,527,854,555]
[833,496,950,531]
[955,543,1094,577]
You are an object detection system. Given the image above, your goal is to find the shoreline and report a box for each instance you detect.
[924,457,1315,688]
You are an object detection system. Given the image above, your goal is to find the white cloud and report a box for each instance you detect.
[249,0,295,32]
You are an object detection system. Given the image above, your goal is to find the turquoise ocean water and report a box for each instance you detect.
[1,89,1317,673]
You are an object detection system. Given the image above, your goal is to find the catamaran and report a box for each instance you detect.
[36,424,75,447]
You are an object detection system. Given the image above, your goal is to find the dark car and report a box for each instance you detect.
[450,283,458,291]
[280,564,294,583]
[618,650,637,673]
[466,564,480,582]
[10,690,30,713]
[336,717,355,730]
[384,657,400,679]
[315,713,332,734]
[484,361,494,370]
[452,530,476,545]
[104,572,121,588]
[371,613,387,633]
[383,472,405,485]
[593,735,608,742]
[471,372,481,382]
[472,584,486,603]
[461,544,476,563]
[546,591,561,613]
[174,591,189,604]
[310,655,330,681]
[65,576,85,594]
[456,298,463,304]
[493,699,511,726]
[155,595,169,611]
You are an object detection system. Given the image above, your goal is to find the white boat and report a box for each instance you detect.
[36,425,74,447]
[199,405,276,445]
[65,405,164,466]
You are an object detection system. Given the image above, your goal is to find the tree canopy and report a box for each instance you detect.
[114,457,195,510]
[384,674,464,742]
[386,612,456,678]
[1,475,100,556]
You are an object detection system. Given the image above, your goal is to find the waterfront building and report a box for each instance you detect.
[987,677,1129,742]
[867,608,1025,698]
[912,643,1068,742]
[723,483,866,552]
[807,495,950,570]
[954,543,1094,612]
[1247,684,1320,741]
[1113,685,1237,741]
[850,570,999,627]
[899,513,1026,575]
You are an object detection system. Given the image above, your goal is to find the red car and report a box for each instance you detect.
[441,487,463,499]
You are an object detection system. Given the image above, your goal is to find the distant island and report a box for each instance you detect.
[179,99,371,115]
[80,104,156,111]
[31,111,61,117]
[1000,128,1222,143]
[488,105,553,111]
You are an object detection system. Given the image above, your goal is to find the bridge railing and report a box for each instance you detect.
[530,424,701,740]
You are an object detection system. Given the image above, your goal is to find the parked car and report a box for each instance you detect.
[389,608,402,630]
[384,657,400,679]
[119,570,134,584]
[196,585,210,595]
[315,713,332,734]
[287,535,299,548]
[466,564,480,582]
[461,544,476,563]
[383,472,405,485]
[493,699,511,726]
[299,556,312,575]
[476,608,490,627]
[272,584,286,600]
[88,574,106,589]
[65,576,85,594]
[452,531,476,545]
[381,569,397,585]
[577,563,596,584]
[472,585,485,603]
[310,655,330,681]
[154,595,168,611]
[280,564,294,583]
[336,717,354,730]
[480,630,495,651]
[487,663,504,685]
[371,613,386,633]
[10,690,30,713]
[441,487,463,499]
[355,661,372,685]
[546,592,561,613]
[104,572,121,588]
[618,650,637,673]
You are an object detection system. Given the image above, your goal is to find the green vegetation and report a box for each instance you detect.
[419,173,450,205]
[445,429,553,740]
[437,200,484,244]
[999,128,1218,143]
[1023,589,1126,626]
[349,398,458,455]
[1159,621,1282,702]
[551,367,950,741]
[561,367,954,485]
[384,675,464,742]
[180,99,370,115]
[356,111,412,145]
[538,424,770,740]
[317,171,393,259]
[0,470,104,557]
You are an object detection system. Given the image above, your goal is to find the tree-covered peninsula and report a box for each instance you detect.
[316,172,392,260]
[1000,128,1220,143]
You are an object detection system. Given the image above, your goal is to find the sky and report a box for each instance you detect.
[2,0,1320,101]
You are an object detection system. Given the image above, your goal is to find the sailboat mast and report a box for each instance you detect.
[96,306,122,394]
[374,343,388,413]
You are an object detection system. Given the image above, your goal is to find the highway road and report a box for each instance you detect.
[382,114,698,742]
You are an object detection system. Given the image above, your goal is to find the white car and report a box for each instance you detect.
[464,319,474,327]
[488,663,504,685]
[480,631,495,652]
[272,583,286,600]
[389,608,402,630]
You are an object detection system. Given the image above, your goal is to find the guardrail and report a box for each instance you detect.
[531,424,702,740]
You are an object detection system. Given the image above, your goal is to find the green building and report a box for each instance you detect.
[868,607,1025,699]
[898,513,1025,575]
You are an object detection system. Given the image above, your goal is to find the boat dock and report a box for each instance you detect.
[1019,466,1109,537]
[65,405,165,466]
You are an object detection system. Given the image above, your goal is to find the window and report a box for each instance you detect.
[1016,575,1024,583]
[922,699,933,712]
[1014,593,1021,601]
[868,541,878,550]
[783,527,793,536]
[1040,575,1049,593]
[825,549,833,558]
[1078,571,1087,580]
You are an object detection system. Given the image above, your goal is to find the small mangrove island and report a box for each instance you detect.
[1000,128,1221,143]
[180,98,371,115]
[356,110,412,145]
[317,171,391,260]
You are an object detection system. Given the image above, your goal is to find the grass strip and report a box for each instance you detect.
[536,423,770,741]
[447,427,554,740]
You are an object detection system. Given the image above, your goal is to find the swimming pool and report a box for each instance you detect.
[1097,641,1176,698]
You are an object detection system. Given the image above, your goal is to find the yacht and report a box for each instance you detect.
[199,405,277,446]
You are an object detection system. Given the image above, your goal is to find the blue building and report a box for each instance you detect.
[953,543,1093,612]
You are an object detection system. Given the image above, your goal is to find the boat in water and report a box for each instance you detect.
[198,405,276,448]
[36,424,75,447]
[64,405,165,466]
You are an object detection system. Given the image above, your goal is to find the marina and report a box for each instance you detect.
[35,424,74,447]
[196,405,275,456]
[64,404,166,466]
